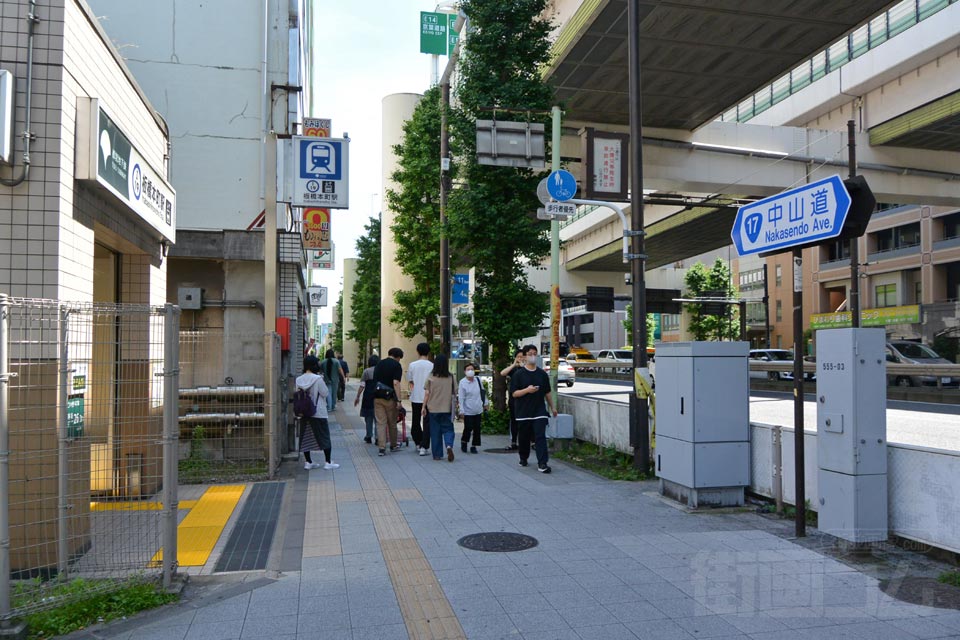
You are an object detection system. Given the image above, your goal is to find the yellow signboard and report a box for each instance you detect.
[302,208,330,250]
[810,304,920,330]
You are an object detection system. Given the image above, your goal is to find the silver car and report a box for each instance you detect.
[543,358,576,387]
[886,341,957,388]
[749,349,815,381]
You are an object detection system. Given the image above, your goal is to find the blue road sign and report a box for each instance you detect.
[299,139,342,181]
[546,169,577,202]
[731,174,851,257]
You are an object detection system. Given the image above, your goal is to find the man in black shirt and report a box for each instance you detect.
[509,344,558,473]
[373,347,404,455]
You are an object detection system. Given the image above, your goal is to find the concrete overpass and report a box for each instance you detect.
[543,0,960,272]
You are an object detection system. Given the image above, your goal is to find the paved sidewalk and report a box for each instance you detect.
[85,389,960,640]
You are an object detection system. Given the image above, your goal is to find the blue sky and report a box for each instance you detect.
[309,1,454,322]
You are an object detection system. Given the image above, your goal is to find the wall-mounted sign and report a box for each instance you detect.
[307,286,328,308]
[810,304,921,330]
[580,128,629,201]
[309,247,334,270]
[302,117,331,137]
[290,136,349,209]
[76,98,176,242]
[302,208,331,250]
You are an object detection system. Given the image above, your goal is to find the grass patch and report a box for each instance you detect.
[939,570,960,588]
[18,577,178,639]
[178,458,267,484]
[757,500,818,526]
[552,440,648,481]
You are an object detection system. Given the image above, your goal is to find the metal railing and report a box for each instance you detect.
[0,296,179,620]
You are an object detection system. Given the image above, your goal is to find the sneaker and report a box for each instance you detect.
[323,462,340,470]
[461,442,468,453]
[507,443,518,451]
[470,446,478,454]
[378,449,386,457]
[519,460,528,467]
[304,462,320,470]
[418,448,427,457]
[538,464,552,474]
[363,436,372,444]
[447,446,455,462]
[391,445,402,452]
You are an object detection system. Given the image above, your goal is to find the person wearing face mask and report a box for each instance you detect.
[458,362,488,454]
[509,344,558,473]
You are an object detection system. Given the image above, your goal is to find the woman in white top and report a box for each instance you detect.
[295,355,339,470]
[458,362,487,454]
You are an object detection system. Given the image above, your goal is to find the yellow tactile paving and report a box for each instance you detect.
[344,433,466,640]
[150,484,245,567]
[90,500,198,512]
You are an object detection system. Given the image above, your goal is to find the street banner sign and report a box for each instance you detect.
[303,118,330,137]
[546,169,577,202]
[292,136,349,209]
[307,286,328,308]
[546,201,576,217]
[731,174,851,257]
[302,208,331,250]
[452,273,469,304]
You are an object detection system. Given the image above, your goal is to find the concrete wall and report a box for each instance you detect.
[380,93,423,367]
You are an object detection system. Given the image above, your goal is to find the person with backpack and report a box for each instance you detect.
[353,354,379,443]
[423,354,458,461]
[295,355,339,470]
[458,362,487,454]
[322,349,345,412]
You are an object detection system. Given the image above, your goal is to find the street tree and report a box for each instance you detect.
[684,258,740,341]
[622,304,657,348]
[332,289,344,355]
[448,0,554,410]
[347,216,381,367]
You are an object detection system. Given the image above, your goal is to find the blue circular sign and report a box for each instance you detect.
[546,169,577,202]
[306,180,320,193]
[131,164,142,200]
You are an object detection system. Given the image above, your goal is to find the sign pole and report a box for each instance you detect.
[439,81,451,356]
[549,107,561,396]
[628,0,650,471]
[793,248,806,537]
[848,120,860,328]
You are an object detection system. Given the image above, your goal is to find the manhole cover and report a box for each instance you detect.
[880,577,960,610]
[483,447,516,454]
[457,532,538,552]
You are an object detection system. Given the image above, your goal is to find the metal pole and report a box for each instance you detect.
[0,295,11,617]
[549,106,561,396]
[439,81,451,356]
[792,249,806,537]
[763,263,771,349]
[773,425,783,513]
[264,133,278,472]
[162,304,180,589]
[739,300,746,341]
[57,307,69,576]
[848,119,860,328]
[628,0,650,469]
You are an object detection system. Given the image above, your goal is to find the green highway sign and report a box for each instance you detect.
[420,12,458,56]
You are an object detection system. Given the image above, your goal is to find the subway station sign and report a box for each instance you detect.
[76,98,176,242]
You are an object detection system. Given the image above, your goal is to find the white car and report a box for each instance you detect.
[596,349,633,374]
[543,358,576,387]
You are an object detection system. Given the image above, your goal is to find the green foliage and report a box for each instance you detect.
[21,578,178,639]
[348,216,381,364]
[448,0,555,409]
[938,570,960,588]
[934,334,959,364]
[480,408,510,435]
[332,289,344,355]
[386,85,454,342]
[684,258,740,341]
[622,304,657,347]
[551,440,648,481]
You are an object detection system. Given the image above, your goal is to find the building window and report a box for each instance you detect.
[775,265,782,287]
[580,333,594,344]
[776,335,782,348]
[775,299,782,322]
[825,239,851,262]
[875,284,896,308]
[874,222,921,253]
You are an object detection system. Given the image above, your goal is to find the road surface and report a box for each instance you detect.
[559,378,960,452]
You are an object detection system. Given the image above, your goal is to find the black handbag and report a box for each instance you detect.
[374,382,396,400]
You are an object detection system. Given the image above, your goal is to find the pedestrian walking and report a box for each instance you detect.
[295,355,339,470]
[500,349,526,450]
[458,362,487,454]
[354,354,379,443]
[322,349,345,412]
[509,344,558,473]
[423,354,457,462]
[337,352,350,401]
[407,342,433,456]
[373,347,404,456]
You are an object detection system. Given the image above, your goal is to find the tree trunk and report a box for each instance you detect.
[491,340,509,412]
[425,316,435,351]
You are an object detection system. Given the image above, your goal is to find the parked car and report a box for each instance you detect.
[748,349,815,381]
[886,341,957,388]
[543,358,576,387]
[564,348,597,372]
[597,349,633,374]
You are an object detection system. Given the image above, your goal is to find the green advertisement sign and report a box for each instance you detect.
[420,12,458,55]
[810,304,921,330]
[67,395,84,439]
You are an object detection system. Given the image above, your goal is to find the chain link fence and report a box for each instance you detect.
[0,296,179,620]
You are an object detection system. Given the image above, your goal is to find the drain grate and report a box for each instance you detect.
[457,532,538,553]
[214,482,284,572]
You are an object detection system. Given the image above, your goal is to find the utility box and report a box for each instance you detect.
[548,413,574,439]
[655,341,750,507]
[816,328,887,543]
[177,287,202,310]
